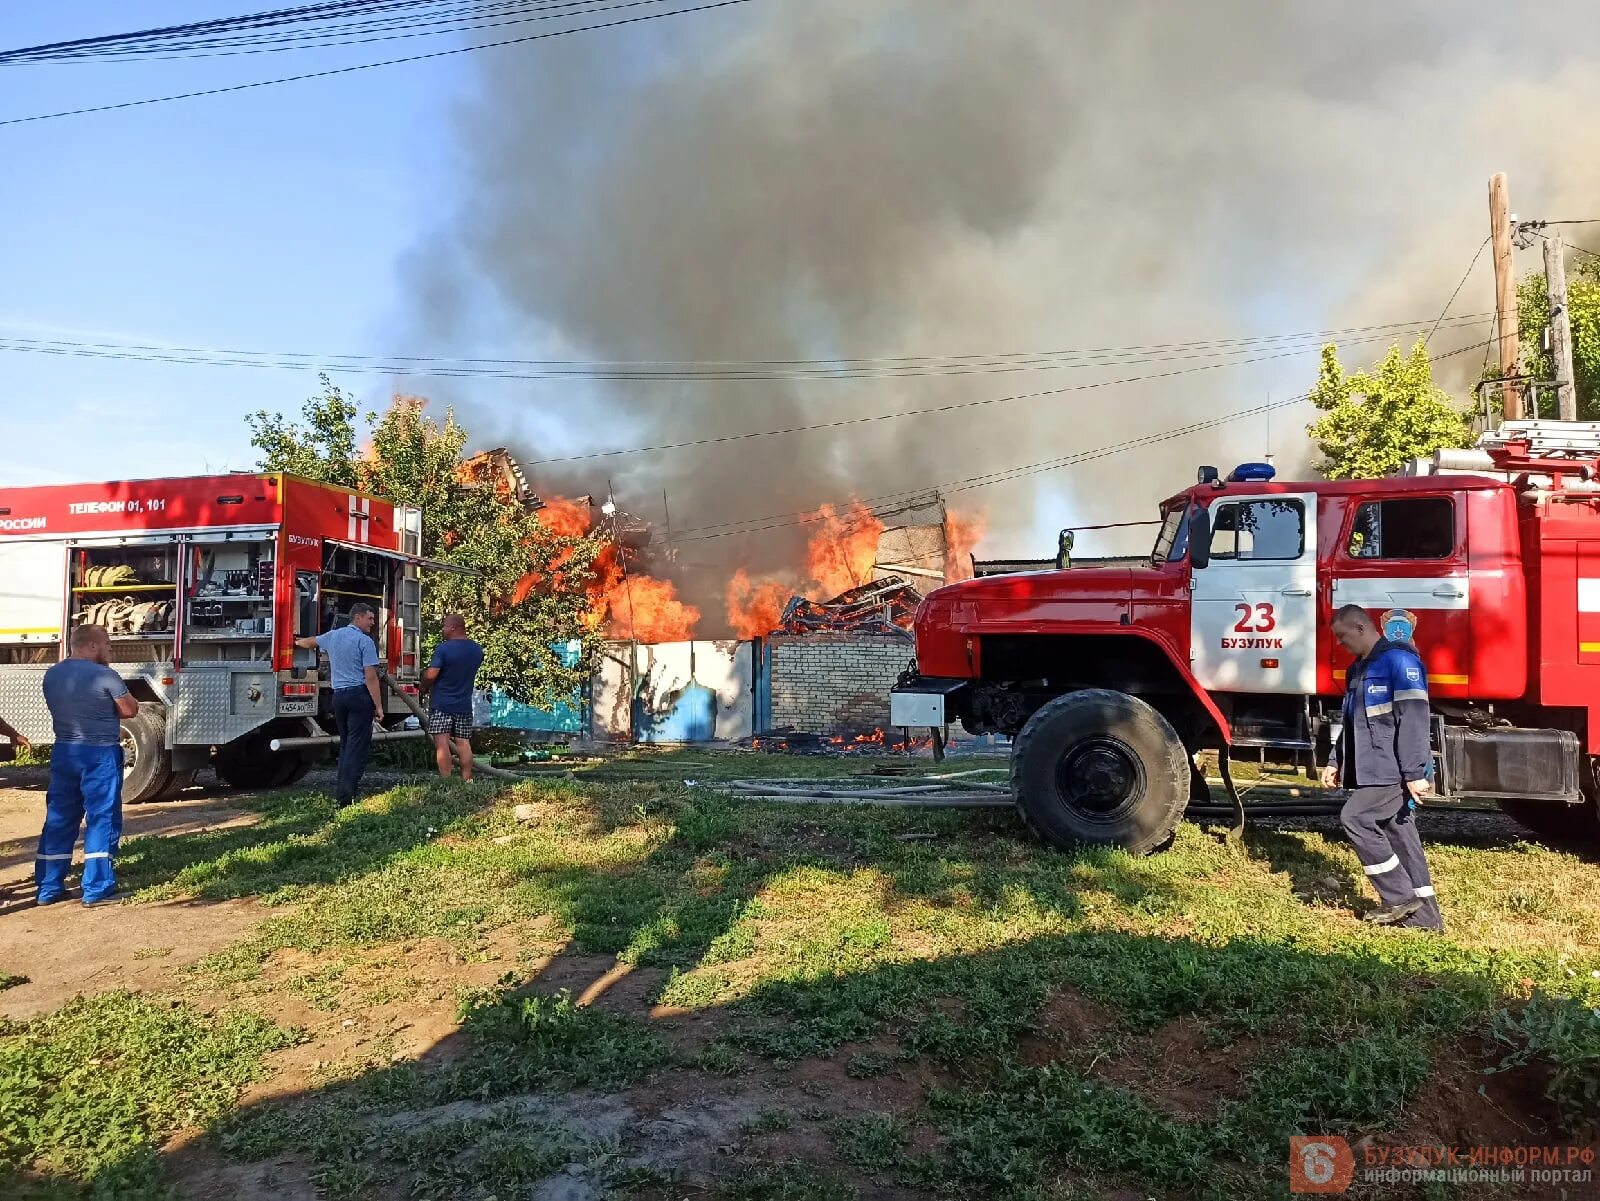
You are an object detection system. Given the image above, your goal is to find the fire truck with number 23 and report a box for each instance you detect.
[0,473,463,802]
[892,421,1600,852]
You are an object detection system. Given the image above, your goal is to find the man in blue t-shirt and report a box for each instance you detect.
[295,602,384,808]
[421,613,485,782]
[38,624,141,906]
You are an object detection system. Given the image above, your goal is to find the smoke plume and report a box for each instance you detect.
[407,0,1600,621]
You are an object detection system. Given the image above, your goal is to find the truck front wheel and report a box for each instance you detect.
[1011,689,1189,855]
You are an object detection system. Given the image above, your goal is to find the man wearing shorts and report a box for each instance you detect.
[422,614,485,782]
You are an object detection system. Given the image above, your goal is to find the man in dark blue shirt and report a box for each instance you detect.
[422,614,485,782]
[38,624,141,906]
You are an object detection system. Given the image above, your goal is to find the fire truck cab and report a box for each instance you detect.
[0,473,456,802]
[892,421,1600,853]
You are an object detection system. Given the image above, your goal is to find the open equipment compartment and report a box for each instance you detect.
[69,540,179,664]
[183,536,276,664]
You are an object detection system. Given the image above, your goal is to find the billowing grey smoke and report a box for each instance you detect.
[408,0,1600,621]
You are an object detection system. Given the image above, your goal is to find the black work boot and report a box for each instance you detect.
[1362,899,1424,926]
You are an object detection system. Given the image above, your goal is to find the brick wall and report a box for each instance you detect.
[767,632,915,734]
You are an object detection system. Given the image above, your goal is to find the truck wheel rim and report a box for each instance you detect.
[120,726,136,778]
[1057,736,1144,816]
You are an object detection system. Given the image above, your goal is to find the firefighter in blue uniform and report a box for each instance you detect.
[1320,604,1444,930]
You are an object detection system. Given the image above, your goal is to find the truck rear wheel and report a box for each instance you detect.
[214,733,301,791]
[120,702,173,805]
[1011,689,1189,855]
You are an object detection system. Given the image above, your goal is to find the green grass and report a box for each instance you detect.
[8,749,1600,1199]
[0,992,296,1200]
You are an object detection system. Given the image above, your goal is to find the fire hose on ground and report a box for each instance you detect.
[714,770,1347,817]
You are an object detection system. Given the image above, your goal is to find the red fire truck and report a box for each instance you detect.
[0,473,455,802]
[891,421,1600,853]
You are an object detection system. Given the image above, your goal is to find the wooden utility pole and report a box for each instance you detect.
[1544,230,1578,421]
[1489,172,1521,420]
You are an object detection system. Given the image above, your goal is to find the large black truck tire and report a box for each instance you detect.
[120,702,174,805]
[1011,689,1190,855]
[214,732,302,791]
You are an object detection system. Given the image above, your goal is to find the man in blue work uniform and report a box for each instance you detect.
[1321,604,1443,930]
[421,613,485,782]
[37,624,141,906]
[295,602,385,809]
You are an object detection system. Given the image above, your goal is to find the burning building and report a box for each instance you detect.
[587,494,982,744]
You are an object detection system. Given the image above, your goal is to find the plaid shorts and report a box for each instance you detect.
[426,709,474,739]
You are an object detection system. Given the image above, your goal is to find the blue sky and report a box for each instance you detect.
[0,2,469,484]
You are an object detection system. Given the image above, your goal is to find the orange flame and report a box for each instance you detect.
[806,500,884,596]
[536,496,594,537]
[607,574,700,642]
[726,568,790,639]
[942,508,986,583]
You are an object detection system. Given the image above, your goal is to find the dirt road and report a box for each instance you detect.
[0,765,267,1020]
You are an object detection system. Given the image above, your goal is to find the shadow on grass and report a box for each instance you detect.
[1242,827,1369,912]
[15,926,1584,1201]
[112,779,504,903]
[9,761,1596,1200]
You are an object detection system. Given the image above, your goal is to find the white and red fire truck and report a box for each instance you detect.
[0,473,458,802]
[892,421,1600,852]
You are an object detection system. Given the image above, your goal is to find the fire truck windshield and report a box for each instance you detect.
[1150,503,1189,564]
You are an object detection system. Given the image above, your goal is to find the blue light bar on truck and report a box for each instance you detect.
[1227,462,1277,483]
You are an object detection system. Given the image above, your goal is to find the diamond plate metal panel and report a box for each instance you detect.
[171,664,276,745]
[0,665,55,742]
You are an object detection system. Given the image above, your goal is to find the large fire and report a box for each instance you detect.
[608,575,701,643]
[726,568,791,640]
[806,500,885,597]
[509,496,699,641]
[942,508,985,583]
[534,496,594,538]
[725,499,987,637]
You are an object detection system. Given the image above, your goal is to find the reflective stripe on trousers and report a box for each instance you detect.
[1339,784,1443,930]
[36,742,124,903]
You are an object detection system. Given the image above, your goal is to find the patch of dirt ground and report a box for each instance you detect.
[1092,1014,1281,1119]
[0,768,267,1019]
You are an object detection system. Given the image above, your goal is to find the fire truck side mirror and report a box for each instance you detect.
[1188,506,1211,570]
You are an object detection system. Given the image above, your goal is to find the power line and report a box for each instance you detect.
[1,1,673,64]
[665,335,1498,543]
[1424,236,1490,345]
[0,312,1491,380]
[0,0,755,127]
[522,326,1493,464]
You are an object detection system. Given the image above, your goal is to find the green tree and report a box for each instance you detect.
[1306,341,1475,480]
[243,376,361,488]
[246,382,607,705]
[1516,259,1600,421]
